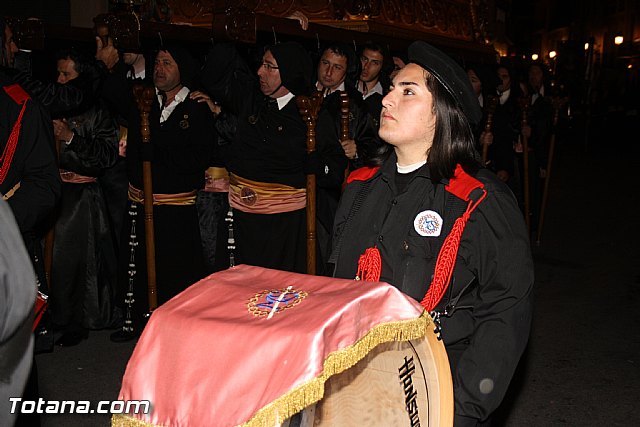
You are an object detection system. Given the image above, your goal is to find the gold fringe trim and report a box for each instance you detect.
[112,414,158,427]
[241,310,431,427]
[112,311,431,427]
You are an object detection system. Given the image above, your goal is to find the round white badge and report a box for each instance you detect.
[414,210,443,237]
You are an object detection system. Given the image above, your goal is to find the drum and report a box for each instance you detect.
[112,265,453,427]
[296,335,452,427]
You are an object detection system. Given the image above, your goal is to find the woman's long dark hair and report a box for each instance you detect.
[369,67,481,182]
[425,70,481,182]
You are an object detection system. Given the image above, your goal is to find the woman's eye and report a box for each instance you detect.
[403,89,414,95]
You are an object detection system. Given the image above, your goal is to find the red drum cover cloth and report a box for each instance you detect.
[116,264,426,427]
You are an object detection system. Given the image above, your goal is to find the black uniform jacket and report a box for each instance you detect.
[331,152,533,423]
[314,87,379,236]
[0,72,61,236]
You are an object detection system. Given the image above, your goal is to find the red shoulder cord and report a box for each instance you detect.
[355,164,487,312]
[0,84,30,185]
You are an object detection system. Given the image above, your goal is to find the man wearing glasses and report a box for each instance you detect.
[202,42,343,273]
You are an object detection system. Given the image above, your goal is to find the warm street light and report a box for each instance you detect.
[584,42,589,50]
[615,36,624,45]
[549,50,557,59]
[532,53,539,60]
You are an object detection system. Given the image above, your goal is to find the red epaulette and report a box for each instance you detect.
[3,83,30,105]
[445,164,484,201]
[346,166,380,184]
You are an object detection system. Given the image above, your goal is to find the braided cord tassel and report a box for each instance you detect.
[0,100,28,184]
[356,246,381,282]
[421,190,487,311]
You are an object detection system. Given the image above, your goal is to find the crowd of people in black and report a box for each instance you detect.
[1,13,560,426]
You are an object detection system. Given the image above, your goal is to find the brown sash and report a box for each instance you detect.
[128,184,197,206]
[229,173,305,214]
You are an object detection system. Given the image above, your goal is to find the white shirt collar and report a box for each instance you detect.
[156,86,190,123]
[498,88,511,105]
[397,160,427,174]
[127,68,146,80]
[531,85,545,105]
[317,81,346,97]
[276,92,295,110]
[361,81,384,100]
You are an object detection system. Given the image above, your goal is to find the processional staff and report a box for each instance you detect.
[133,84,158,312]
[481,95,498,165]
[296,91,323,275]
[518,96,532,234]
[536,96,567,245]
[339,92,352,187]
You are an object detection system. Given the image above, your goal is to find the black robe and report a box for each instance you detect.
[202,44,345,273]
[49,101,120,330]
[123,89,211,312]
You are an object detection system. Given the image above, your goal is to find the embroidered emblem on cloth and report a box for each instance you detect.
[248,287,307,318]
[414,210,443,237]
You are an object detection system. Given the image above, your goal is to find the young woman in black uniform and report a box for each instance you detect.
[331,41,534,427]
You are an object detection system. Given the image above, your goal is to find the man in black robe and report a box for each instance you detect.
[202,42,343,273]
[49,48,120,346]
[356,41,391,129]
[111,44,212,342]
[314,43,379,268]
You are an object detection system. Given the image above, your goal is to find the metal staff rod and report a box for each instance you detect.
[133,84,158,312]
[536,96,566,245]
[296,91,323,275]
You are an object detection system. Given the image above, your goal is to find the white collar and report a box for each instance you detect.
[498,88,511,105]
[360,81,384,100]
[156,86,190,123]
[156,86,190,103]
[276,92,295,110]
[397,160,427,174]
[317,81,346,96]
[127,68,146,80]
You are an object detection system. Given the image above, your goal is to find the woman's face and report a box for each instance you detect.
[379,63,436,150]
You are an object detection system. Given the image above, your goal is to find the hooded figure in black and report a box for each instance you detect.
[201,41,346,273]
[111,43,212,342]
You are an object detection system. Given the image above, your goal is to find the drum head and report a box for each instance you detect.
[307,333,453,427]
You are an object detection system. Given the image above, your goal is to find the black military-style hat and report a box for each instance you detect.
[407,41,483,125]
